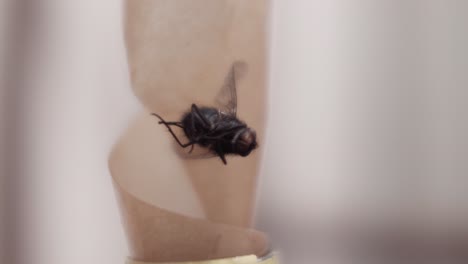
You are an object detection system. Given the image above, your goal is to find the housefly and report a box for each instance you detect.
[151,61,258,165]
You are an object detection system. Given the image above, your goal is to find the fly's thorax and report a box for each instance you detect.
[181,107,217,139]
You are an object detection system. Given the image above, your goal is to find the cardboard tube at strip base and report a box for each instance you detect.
[112,179,269,261]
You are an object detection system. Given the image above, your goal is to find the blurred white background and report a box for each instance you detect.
[2,0,468,264]
[3,1,136,263]
[258,1,468,263]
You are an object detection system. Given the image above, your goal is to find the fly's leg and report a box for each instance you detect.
[186,116,197,154]
[187,104,213,145]
[151,113,195,148]
[191,104,212,129]
[188,144,195,153]
[161,121,184,128]
[215,147,227,165]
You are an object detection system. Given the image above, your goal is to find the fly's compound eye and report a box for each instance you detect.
[234,128,257,157]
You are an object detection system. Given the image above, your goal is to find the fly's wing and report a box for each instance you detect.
[215,61,248,117]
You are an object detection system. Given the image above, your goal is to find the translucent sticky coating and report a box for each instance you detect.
[109,0,270,261]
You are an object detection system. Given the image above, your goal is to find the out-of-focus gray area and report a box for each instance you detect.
[257,1,468,263]
[1,0,11,262]
[3,0,136,263]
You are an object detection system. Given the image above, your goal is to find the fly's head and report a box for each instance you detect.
[232,127,257,157]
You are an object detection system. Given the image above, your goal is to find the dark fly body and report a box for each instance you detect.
[151,61,258,165]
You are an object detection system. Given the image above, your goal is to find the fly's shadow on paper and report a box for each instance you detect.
[151,61,257,165]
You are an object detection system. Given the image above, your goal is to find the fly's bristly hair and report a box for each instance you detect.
[151,61,258,165]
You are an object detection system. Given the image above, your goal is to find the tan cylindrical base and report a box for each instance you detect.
[126,252,279,264]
